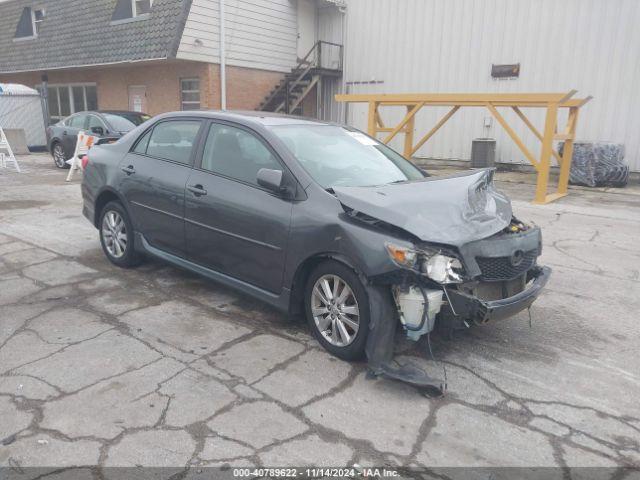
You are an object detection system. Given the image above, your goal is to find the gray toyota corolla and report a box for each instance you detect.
[81,111,550,387]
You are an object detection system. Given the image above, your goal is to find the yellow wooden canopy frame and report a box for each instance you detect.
[335,91,592,204]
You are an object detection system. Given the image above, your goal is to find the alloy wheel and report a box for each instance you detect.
[311,274,360,347]
[101,210,128,258]
[53,145,66,168]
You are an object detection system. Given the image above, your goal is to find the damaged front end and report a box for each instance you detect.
[337,170,552,392]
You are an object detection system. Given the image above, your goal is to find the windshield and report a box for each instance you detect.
[268,125,425,188]
[103,113,150,132]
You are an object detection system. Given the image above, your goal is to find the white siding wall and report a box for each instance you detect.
[176,0,298,73]
[318,3,344,121]
[342,0,640,171]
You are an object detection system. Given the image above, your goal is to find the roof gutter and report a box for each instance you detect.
[0,57,169,75]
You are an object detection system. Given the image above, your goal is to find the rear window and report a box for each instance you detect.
[103,112,150,131]
[142,120,201,164]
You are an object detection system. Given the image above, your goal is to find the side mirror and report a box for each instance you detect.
[91,126,104,136]
[257,168,286,193]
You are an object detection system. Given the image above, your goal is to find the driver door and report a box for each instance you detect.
[185,121,293,293]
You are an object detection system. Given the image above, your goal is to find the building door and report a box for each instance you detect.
[128,86,147,113]
[297,0,317,60]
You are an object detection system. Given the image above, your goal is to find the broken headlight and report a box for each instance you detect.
[385,242,465,283]
[422,254,464,284]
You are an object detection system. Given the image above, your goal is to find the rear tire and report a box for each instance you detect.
[99,201,142,268]
[304,260,369,361]
[52,142,70,169]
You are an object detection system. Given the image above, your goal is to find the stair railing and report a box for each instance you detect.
[262,41,343,113]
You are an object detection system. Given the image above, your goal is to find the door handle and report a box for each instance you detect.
[121,165,136,175]
[187,184,207,196]
[63,131,68,135]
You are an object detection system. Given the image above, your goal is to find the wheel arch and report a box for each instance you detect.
[93,188,132,228]
[288,252,364,317]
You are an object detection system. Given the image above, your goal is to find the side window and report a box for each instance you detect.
[132,129,152,154]
[201,123,282,186]
[68,114,86,128]
[145,120,201,164]
[87,115,105,131]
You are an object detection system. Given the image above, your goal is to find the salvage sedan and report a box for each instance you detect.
[81,111,550,384]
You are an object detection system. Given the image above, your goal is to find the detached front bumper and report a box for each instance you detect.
[445,265,551,323]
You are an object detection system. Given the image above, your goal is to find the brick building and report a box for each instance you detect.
[0,0,344,123]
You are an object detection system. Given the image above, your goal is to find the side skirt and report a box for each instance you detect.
[135,233,291,312]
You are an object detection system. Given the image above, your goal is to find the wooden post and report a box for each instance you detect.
[403,105,416,159]
[367,101,377,137]
[557,107,579,195]
[534,103,559,204]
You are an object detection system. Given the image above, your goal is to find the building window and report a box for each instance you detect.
[14,7,45,40]
[38,84,98,124]
[33,9,45,34]
[180,78,201,110]
[133,0,153,16]
[111,0,153,23]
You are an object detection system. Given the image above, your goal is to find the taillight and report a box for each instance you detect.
[81,155,89,170]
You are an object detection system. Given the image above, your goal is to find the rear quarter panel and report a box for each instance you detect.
[81,141,131,228]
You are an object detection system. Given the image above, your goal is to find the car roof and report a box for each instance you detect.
[98,110,149,116]
[157,110,335,128]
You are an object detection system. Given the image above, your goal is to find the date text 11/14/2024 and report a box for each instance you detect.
[232,467,400,477]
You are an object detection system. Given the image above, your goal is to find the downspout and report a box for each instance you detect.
[40,74,50,126]
[219,0,227,110]
[339,4,347,124]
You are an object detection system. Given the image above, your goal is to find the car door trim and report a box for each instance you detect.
[130,200,182,220]
[184,217,282,252]
[136,232,290,309]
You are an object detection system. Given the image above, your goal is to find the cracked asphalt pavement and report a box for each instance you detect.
[1,155,639,475]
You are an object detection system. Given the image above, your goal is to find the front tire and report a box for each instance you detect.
[99,201,141,268]
[52,142,70,169]
[304,260,369,361]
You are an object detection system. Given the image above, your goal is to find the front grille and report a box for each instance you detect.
[476,249,537,281]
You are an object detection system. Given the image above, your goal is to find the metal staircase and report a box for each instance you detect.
[259,41,343,116]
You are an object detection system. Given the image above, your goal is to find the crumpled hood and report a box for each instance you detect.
[334,169,512,247]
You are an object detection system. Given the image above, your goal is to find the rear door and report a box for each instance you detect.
[62,113,87,157]
[184,121,293,293]
[118,118,203,257]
